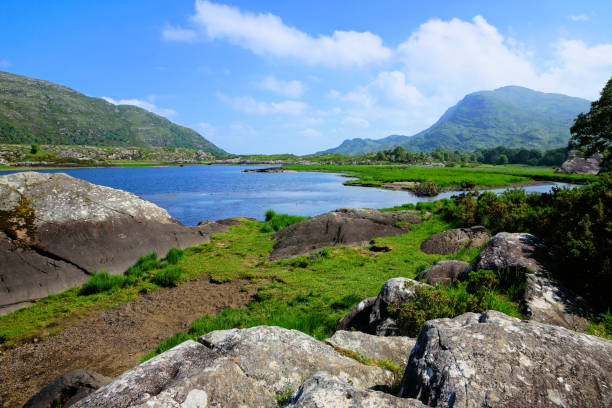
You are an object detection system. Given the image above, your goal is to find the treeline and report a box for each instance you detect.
[372,145,568,166]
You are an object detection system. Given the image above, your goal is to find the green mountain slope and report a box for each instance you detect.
[321,86,590,154]
[0,71,227,156]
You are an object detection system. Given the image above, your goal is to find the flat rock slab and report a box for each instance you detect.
[415,260,471,286]
[559,151,603,174]
[474,232,553,274]
[420,226,489,255]
[199,325,395,394]
[23,369,111,408]
[285,373,425,408]
[326,330,416,368]
[269,208,421,260]
[401,310,612,407]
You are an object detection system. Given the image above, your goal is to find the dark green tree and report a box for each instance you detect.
[569,77,612,164]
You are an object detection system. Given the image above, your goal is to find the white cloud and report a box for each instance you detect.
[340,71,423,108]
[102,97,177,118]
[299,128,323,137]
[259,76,305,98]
[0,59,9,68]
[170,0,391,66]
[570,14,589,21]
[162,25,198,42]
[342,117,370,128]
[217,93,307,115]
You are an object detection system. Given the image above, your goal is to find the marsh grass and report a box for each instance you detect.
[261,210,309,232]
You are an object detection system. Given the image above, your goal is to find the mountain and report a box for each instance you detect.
[321,86,590,154]
[0,71,227,156]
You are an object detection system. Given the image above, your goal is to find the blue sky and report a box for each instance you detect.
[1,1,612,154]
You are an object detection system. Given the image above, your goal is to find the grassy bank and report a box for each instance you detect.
[282,164,596,189]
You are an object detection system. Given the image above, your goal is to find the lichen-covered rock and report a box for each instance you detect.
[326,330,416,367]
[559,151,603,174]
[23,369,110,408]
[524,273,590,331]
[420,226,489,255]
[72,340,277,408]
[369,278,429,336]
[0,172,230,314]
[400,310,612,407]
[269,208,421,260]
[474,232,553,274]
[335,297,377,332]
[415,260,471,286]
[285,373,425,408]
[199,326,395,394]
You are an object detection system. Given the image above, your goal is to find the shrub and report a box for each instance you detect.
[165,248,183,265]
[261,210,309,232]
[80,271,126,295]
[153,266,185,287]
[30,144,39,155]
[411,181,441,197]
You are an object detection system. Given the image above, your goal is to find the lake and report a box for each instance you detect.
[0,165,575,225]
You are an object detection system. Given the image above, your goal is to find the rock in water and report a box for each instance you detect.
[285,373,425,407]
[420,226,489,255]
[23,369,110,408]
[269,208,421,260]
[0,172,227,314]
[400,310,612,407]
[415,260,471,286]
[326,330,416,368]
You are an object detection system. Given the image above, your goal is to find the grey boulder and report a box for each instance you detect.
[326,330,416,368]
[420,226,489,255]
[474,232,553,274]
[559,151,604,174]
[400,310,612,407]
[23,369,111,408]
[415,260,471,286]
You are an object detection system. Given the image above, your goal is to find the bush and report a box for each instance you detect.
[153,266,185,287]
[30,144,39,155]
[411,181,441,197]
[165,248,183,265]
[261,210,309,232]
[81,271,126,295]
[124,252,160,281]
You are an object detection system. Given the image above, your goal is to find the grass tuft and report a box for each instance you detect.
[261,210,309,233]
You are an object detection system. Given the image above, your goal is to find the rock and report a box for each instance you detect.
[474,232,553,274]
[335,297,377,332]
[420,226,489,255]
[369,278,429,336]
[559,151,604,174]
[242,167,295,173]
[199,326,395,394]
[23,369,111,408]
[285,373,425,407]
[269,208,421,260]
[326,330,416,367]
[524,273,590,331]
[415,260,471,286]
[0,172,231,314]
[400,310,612,407]
[72,340,277,408]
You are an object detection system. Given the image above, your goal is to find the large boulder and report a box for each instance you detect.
[415,260,471,286]
[474,232,553,274]
[72,340,277,407]
[199,326,395,394]
[284,373,425,407]
[420,226,489,255]
[400,310,612,407]
[335,297,377,332]
[0,172,229,314]
[23,369,111,408]
[326,330,416,368]
[559,151,604,174]
[269,208,421,260]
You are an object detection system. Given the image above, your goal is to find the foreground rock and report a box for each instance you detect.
[23,370,110,408]
[401,310,612,407]
[415,260,471,286]
[474,232,553,274]
[0,172,229,314]
[285,373,425,407]
[326,330,416,367]
[338,278,429,336]
[269,208,421,260]
[420,226,489,255]
[559,150,604,174]
[74,326,396,407]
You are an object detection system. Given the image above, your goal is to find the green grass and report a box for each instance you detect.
[153,266,186,287]
[261,209,309,233]
[282,164,596,189]
[80,271,128,295]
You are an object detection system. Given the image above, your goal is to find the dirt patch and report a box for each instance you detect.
[382,181,417,190]
[0,278,256,408]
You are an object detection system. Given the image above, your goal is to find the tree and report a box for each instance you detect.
[569,76,612,164]
[30,144,40,155]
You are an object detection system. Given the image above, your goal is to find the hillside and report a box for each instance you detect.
[321,86,590,154]
[0,71,227,156]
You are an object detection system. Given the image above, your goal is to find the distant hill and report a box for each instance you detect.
[0,71,227,156]
[321,86,590,154]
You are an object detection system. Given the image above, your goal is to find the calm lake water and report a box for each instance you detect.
[0,165,575,226]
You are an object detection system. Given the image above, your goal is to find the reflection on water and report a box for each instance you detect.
[0,165,577,225]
